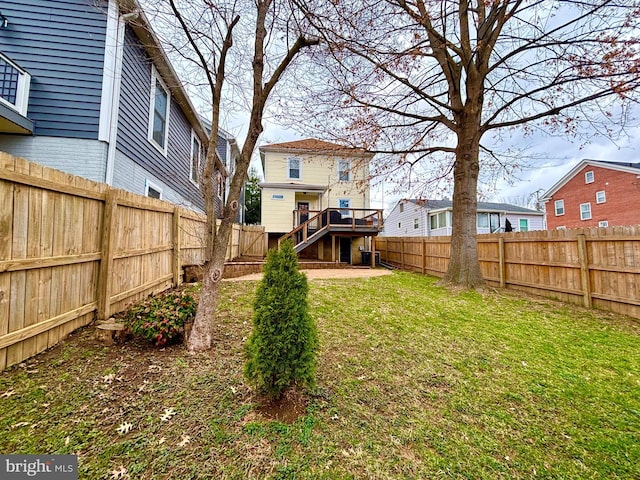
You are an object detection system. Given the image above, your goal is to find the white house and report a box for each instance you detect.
[383,199,545,236]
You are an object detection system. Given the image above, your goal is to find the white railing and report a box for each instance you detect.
[0,52,30,116]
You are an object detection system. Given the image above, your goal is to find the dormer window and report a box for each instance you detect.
[585,171,594,184]
[288,156,301,179]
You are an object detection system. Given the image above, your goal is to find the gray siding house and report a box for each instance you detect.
[383,199,546,237]
[0,0,235,214]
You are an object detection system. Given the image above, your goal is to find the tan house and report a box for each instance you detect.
[259,139,382,264]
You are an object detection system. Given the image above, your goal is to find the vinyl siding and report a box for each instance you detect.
[0,0,108,138]
[262,188,298,232]
[116,25,203,210]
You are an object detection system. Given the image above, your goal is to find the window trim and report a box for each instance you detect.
[477,212,489,228]
[145,179,163,199]
[554,199,565,216]
[338,158,351,182]
[338,198,351,215]
[598,220,609,227]
[430,211,448,230]
[519,218,529,232]
[584,171,594,184]
[189,130,201,187]
[595,190,606,204]
[580,202,592,220]
[287,156,301,180]
[147,66,171,156]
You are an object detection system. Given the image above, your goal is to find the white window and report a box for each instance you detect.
[271,194,284,200]
[414,218,419,229]
[145,179,162,199]
[580,202,592,220]
[430,211,447,230]
[598,220,609,227]
[338,198,350,215]
[554,199,565,216]
[556,226,566,230]
[216,173,224,199]
[399,203,404,213]
[287,156,301,179]
[0,53,30,116]
[477,213,489,228]
[585,171,594,184]
[148,67,170,155]
[519,219,529,232]
[190,131,201,186]
[596,191,606,204]
[338,159,351,181]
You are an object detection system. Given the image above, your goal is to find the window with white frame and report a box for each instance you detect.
[148,67,170,154]
[430,211,447,230]
[338,198,350,215]
[580,202,592,220]
[557,226,566,230]
[585,171,594,183]
[287,156,301,179]
[596,190,606,204]
[598,220,609,227]
[477,213,489,228]
[190,131,201,186]
[216,173,224,199]
[414,218,419,229]
[554,199,565,216]
[399,203,404,213]
[338,159,351,181]
[519,218,529,232]
[145,180,162,199]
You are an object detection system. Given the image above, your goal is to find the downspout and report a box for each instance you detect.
[105,8,140,185]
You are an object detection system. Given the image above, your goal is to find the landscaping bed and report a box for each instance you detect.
[0,272,638,479]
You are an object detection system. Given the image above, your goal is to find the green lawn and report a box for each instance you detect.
[1,271,638,479]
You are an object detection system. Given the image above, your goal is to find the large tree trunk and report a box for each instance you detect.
[443,124,484,288]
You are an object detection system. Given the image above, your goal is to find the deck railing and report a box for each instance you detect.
[0,52,30,116]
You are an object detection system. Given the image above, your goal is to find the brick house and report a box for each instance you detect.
[542,159,640,229]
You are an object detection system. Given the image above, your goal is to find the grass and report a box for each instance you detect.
[0,271,638,479]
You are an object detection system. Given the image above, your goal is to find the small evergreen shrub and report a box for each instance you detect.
[121,286,199,347]
[244,239,318,399]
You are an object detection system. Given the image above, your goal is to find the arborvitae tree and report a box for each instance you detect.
[244,239,318,399]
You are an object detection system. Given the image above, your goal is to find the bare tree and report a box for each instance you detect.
[143,0,318,351]
[293,0,640,287]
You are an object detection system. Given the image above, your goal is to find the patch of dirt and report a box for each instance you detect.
[254,389,309,424]
[224,267,393,282]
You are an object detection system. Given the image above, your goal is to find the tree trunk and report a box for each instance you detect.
[443,125,484,288]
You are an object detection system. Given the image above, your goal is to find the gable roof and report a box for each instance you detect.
[401,199,543,215]
[118,0,208,144]
[259,138,372,156]
[541,159,640,201]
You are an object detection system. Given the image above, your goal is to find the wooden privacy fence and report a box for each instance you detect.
[0,154,266,371]
[377,227,640,320]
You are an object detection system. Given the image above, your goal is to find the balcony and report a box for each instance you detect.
[0,52,32,134]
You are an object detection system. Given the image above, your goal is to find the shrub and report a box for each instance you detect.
[244,239,318,399]
[121,286,199,347]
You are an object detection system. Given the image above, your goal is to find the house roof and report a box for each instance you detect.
[118,0,208,144]
[259,138,373,156]
[541,159,640,201]
[403,199,543,215]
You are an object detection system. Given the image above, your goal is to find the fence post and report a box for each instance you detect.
[97,188,118,321]
[498,237,506,288]
[577,234,592,308]
[422,238,426,274]
[173,207,182,287]
[400,238,405,269]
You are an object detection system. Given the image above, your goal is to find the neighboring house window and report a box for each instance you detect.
[190,131,201,186]
[399,203,404,213]
[598,220,609,227]
[414,218,419,229]
[338,198,350,215]
[596,190,606,204]
[585,171,594,183]
[430,211,447,229]
[477,213,489,228]
[145,180,162,199]
[519,219,529,232]
[271,194,284,200]
[554,199,565,216]
[338,159,351,181]
[398,222,401,229]
[148,67,170,154]
[288,157,301,179]
[0,54,30,115]
[580,202,592,220]
[557,226,566,230]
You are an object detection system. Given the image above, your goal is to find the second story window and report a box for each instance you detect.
[148,67,170,154]
[338,159,351,181]
[585,171,594,184]
[554,199,565,216]
[596,191,606,204]
[288,156,301,179]
[190,131,201,186]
